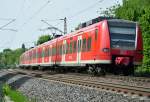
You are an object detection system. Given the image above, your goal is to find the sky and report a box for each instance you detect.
[0,0,122,51]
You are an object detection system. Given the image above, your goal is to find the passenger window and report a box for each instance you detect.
[32,51,34,59]
[66,43,69,54]
[73,41,77,53]
[32,51,33,60]
[38,50,40,58]
[35,50,36,58]
[65,44,67,54]
[38,51,40,58]
[80,40,82,49]
[87,37,92,51]
[70,42,72,53]
[52,47,54,56]
[78,39,82,52]
[44,48,47,57]
[42,48,44,57]
[60,45,62,55]
[48,48,50,56]
[82,38,87,52]
[33,50,36,58]
[29,52,31,60]
[39,50,41,58]
[45,47,49,57]
[59,45,62,55]
[54,47,56,55]
[63,44,65,54]
[36,50,37,58]
[57,45,59,55]
[95,29,98,40]
[66,43,68,54]
[58,45,60,55]
[59,45,61,55]
[78,40,80,52]
[49,48,51,56]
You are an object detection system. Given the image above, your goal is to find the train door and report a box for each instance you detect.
[42,47,45,64]
[49,45,52,65]
[77,36,82,64]
[62,40,66,64]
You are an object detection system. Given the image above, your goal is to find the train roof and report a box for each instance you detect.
[79,16,137,29]
[21,16,137,56]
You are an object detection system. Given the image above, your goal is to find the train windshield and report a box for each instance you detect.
[108,19,136,50]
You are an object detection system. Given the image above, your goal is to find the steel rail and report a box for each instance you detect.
[46,76,150,97]
[5,69,150,98]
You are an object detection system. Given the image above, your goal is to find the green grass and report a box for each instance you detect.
[135,65,150,77]
[2,84,31,102]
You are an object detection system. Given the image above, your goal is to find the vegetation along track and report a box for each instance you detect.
[5,69,150,99]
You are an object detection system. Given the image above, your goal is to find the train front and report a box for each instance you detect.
[107,19,143,74]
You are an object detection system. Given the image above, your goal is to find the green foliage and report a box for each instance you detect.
[37,34,53,45]
[3,84,30,102]
[22,43,26,52]
[0,35,53,68]
[0,48,24,68]
[115,0,150,21]
[139,7,150,70]
[100,3,120,17]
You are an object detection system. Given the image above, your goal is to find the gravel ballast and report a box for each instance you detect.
[0,70,149,102]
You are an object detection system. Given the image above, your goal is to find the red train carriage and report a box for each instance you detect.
[19,17,143,75]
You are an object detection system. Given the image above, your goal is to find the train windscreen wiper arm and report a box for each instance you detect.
[112,39,121,45]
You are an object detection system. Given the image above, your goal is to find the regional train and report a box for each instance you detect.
[19,16,143,75]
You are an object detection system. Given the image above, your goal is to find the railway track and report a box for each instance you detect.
[12,68,150,83]
[4,69,150,99]
[106,75,150,83]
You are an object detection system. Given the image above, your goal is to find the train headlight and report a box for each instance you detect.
[102,48,110,53]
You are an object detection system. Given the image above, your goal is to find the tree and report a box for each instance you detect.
[3,49,12,52]
[21,43,26,52]
[37,35,53,45]
[139,7,150,71]
[0,47,25,68]
[99,1,120,17]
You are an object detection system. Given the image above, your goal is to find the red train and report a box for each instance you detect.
[19,17,143,75]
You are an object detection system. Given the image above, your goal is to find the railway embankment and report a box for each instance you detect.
[0,69,149,102]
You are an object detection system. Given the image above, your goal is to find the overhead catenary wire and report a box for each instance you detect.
[39,18,64,37]
[0,19,16,30]
[20,0,51,28]
[8,0,26,48]
[39,0,105,35]
[0,28,17,32]
[41,19,64,30]
[0,0,27,50]
[5,0,26,50]
[0,0,105,51]
[0,18,16,21]
[42,18,62,22]
[68,0,104,20]
[0,18,17,50]
[42,0,104,30]
[41,20,64,35]
[8,0,51,50]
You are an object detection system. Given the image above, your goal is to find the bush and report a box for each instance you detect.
[3,84,30,102]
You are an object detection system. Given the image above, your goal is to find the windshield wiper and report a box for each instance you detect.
[112,39,121,45]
